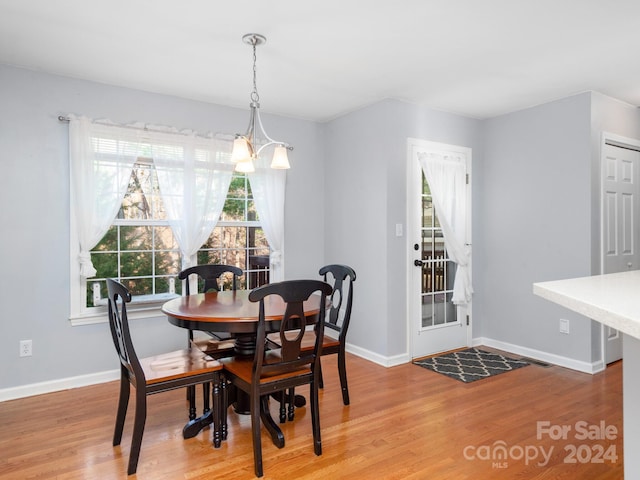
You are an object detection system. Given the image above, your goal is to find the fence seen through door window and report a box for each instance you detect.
[421,173,457,327]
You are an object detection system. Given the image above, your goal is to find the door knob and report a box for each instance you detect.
[414,259,423,267]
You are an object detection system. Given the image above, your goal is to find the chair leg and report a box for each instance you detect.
[212,374,222,448]
[278,391,286,424]
[188,385,197,420]
[113,373,130,446]
[287,388,295,421]
[251,391,264,477]
[221,379,228,440]
[337,348,350,405]
[310,380,322,456]
[202,382,211,415]
[317,360,324,389]
[186,330,193,403]
[127,388,148,475]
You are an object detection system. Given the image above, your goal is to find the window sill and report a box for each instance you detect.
[69,293,179,326]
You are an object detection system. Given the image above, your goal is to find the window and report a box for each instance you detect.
[87,159,181,307]
[77,163,270,319]
[200,174,271,290]
[68,115,284,325]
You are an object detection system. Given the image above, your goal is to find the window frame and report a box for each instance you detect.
[69,161,268,326]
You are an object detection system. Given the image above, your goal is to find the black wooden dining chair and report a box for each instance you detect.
[178,264,242,421]
[106,279,225,476]
[314,264,356,404]
[221,279,332,478]
[268,264,356,405]
[178,264,244,345]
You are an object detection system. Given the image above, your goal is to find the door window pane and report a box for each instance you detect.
[420,171,456,327]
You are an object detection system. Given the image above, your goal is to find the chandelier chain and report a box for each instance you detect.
[251,42,260,104]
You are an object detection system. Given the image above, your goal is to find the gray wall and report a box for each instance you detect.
[323,99,482,359]
[479,93,594,362]
[478,92,640,365]
[0,64,324,390]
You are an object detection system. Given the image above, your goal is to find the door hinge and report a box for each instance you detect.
[466,315,470,326]
[466,173,470,185]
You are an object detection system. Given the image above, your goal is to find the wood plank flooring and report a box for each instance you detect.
[0,349,623,479]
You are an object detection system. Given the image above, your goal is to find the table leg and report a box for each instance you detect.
[182,410,213,439]
[260,395,285,448]
[182,376,225,440]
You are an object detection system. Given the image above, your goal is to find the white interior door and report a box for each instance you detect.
[407,139,471,359]
[602,139,640,364]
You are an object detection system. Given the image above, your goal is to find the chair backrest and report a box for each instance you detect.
[249,279,333,378]
[106,278,145,383]
[319,264,356,339]
[178,264,243,295]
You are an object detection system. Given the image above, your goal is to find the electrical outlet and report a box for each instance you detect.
[559,319,570,334]
[20,339,32,357]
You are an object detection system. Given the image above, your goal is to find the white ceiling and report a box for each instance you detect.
[2,0,640,122]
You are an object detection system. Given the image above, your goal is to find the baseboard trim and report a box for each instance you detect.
[1,345,407,402]
[1,337,603,402]
[0,369,119,402]
[345,342,410,367]
[473,337,605,374]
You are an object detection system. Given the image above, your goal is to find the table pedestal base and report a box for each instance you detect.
[234,335,258,356]
[181,382,304,449]
[183,411,213,439]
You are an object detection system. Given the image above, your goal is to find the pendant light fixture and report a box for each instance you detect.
[231,33,292,173]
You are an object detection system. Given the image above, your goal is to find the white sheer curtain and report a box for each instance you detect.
[69,115,140,277]
[248,155,286,282]
[152,133,233,269]
[418,152,472,305]
[69,115,235,278]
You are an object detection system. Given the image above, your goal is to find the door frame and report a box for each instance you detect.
[600,131,640,364]
[406,138,473,359]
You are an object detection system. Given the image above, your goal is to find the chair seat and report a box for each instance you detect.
[222,350,312,384]
[267,331,340,352]
[208,331,235,341]
[191,337,237,356]
[140,349,222,384]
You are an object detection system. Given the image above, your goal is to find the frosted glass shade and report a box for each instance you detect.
[235,158,255,173]
[231,137,251,163]
[270,145,290,169]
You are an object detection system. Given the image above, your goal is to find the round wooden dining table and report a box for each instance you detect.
[161,289,322,355]
[161,289,321,444]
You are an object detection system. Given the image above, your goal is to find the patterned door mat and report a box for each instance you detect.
[413,348,530,383]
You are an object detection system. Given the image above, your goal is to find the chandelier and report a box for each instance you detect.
[231,33,292,173]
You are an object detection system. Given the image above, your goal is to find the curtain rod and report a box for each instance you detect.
[58,115,152,132]
[57,115,233,140]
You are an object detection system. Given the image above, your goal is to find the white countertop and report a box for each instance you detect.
[533,270,640,340]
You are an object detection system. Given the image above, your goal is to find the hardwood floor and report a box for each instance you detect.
[0,349,623,479]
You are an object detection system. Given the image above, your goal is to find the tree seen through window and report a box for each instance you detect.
[88,162,269,306]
